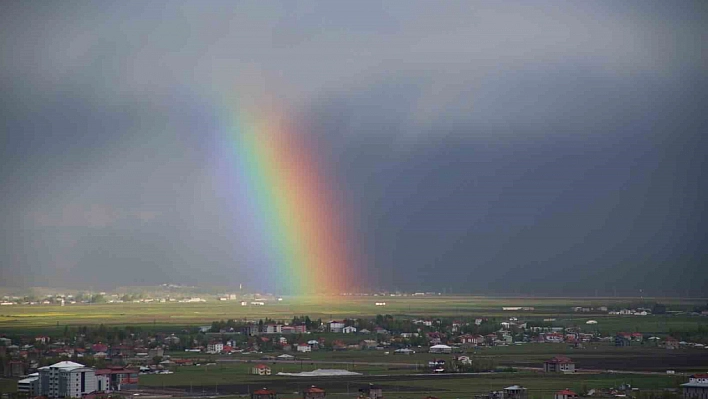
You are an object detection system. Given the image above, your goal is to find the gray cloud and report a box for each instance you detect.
[1,0,706,294]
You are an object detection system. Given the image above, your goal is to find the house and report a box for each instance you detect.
[615,333,632,347]
[264,324,283,334]
[207,342,224,353]
[681,374,708,399]
[457,356,472,365]
[359,384,383,399]
[91,343,109,353]
[252,388,278,399]
[164,334,180,345]
[555,389,578,399]
[544,357,575,373]
[343,326,357,334]
[503,385,528,399]
[461,335,484,346]
[149,347,164,358]
[95,367,139,391]
[330,321,345,333]
[360,340,378,350]
[665,337,680,350]
[429,344,452,354]
[251,364,272,376]
[303,385,326,399]
[544,333,564,343]
[297,343,311,353]
[35,336,50,344]
[427,332,443,345]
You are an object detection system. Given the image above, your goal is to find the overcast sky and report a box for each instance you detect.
[1,1,706,295]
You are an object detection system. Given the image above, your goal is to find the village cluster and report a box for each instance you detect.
[2,310,707,399]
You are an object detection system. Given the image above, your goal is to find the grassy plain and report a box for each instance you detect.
[138,362,685,399]
[0,296,706,334]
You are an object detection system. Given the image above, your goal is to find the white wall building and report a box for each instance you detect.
[17,373,39,396]
[329,320,345,333]
[207,342,224,353]
[39,361,98,398]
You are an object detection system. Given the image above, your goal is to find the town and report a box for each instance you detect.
[2,299,707,399]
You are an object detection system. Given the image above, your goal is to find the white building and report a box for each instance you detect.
[18,373,39,396]
[264,324,282,334]
[429,344,453,354]
[682,374,708,399]
[330,320,345,333]
[39,361,98,398]
[297,344,312,352]
[207,342,224,353]
[343,326,357,334]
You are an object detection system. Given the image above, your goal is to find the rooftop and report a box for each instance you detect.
[557,389,578,396]
[40,361,85,370]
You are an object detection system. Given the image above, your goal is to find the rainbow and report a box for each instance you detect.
[223,106,356,295]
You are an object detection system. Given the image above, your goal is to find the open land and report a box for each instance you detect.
[1,295,707,398]
[1,295,706,332]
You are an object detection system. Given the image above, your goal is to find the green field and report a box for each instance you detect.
[137,361,686,399]
[1,296,706,334]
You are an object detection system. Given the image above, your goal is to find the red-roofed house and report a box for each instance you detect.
[92,343,109,353]
[544,357,575,373]
[252,388,277,399]
[555,389,578,399]
[302,385,326,399]
[251,364,271,376]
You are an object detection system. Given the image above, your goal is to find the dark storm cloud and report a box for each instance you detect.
[0,0,706,294]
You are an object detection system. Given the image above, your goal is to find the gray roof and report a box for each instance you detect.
[681,383,708,388]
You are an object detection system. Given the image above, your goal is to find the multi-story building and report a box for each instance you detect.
[329,320,345,333]
[682,374,708,399]
[95,367,139,391]
[264,324,283,334]
[207,341,224,353]
[17,373,39,396]
[543,357,575,373]
[39,361,97,398]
